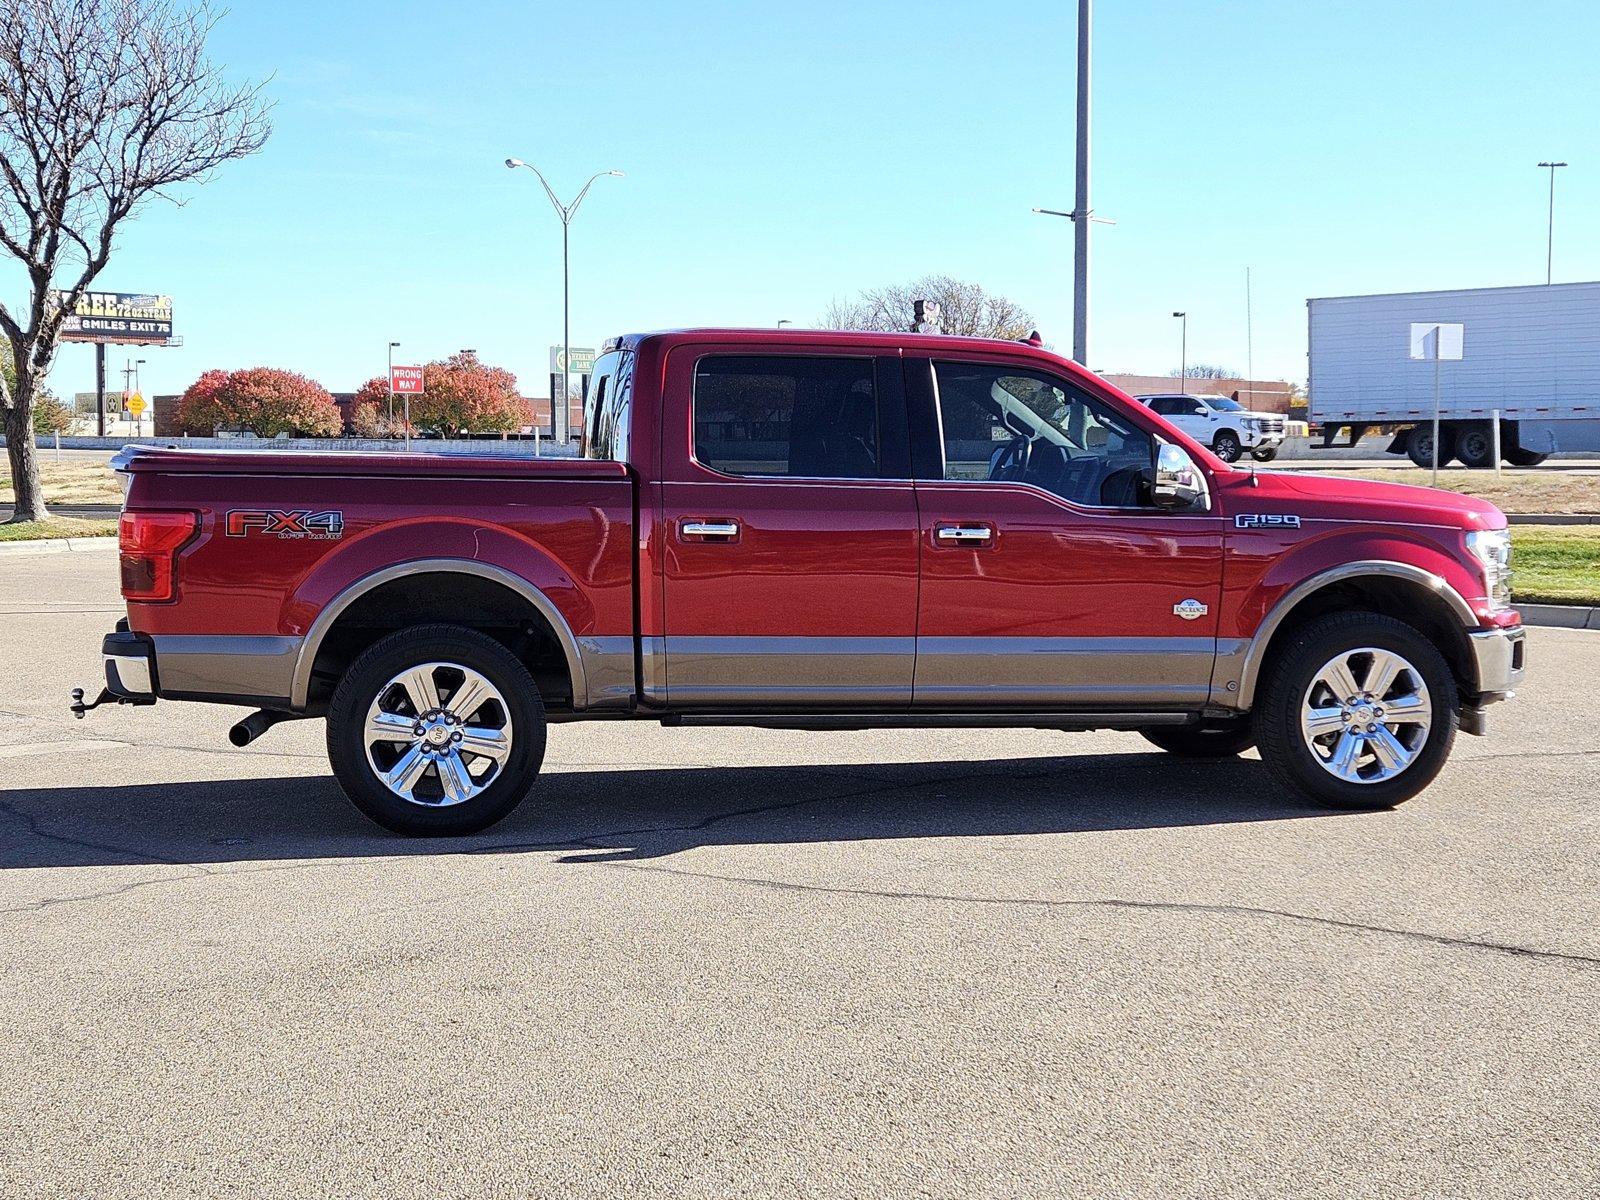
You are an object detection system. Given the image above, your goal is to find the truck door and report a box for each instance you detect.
[906,356,1226,708]
[658,345,918,706]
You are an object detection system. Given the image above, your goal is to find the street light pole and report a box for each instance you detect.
[1173,312,1188,390]
[1538,161,1567,285]
[505,159,624,446]
[387,341,399,424]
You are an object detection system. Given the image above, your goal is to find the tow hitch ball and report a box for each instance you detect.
[69,686,154,718]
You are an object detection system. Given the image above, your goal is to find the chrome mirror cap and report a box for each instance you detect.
[1153,443,1210,511]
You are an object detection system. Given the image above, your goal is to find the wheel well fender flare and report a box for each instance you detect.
[290,558,587,710]
[1233,560,1476,708]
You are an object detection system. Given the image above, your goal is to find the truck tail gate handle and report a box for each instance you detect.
[936,524,994,543]
[680,520,740,541]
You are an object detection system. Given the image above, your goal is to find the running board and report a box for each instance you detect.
[662,711,1196,732]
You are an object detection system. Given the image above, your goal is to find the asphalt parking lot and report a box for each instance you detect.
[2,549,1597,1198]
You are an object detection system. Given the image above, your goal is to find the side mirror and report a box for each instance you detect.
[1152,443,1209,511]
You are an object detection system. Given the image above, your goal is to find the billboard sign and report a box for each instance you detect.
[549,345,596,374]
[390,365,424,394]
[51,291,174,344]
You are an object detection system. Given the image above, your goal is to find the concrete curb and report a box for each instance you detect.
[1519,603,1600,630]
[0,537,117,557]
[1507,514,1600,525]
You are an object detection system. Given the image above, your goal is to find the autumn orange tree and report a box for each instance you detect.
[354,352,524,438]
[174,367,341,437]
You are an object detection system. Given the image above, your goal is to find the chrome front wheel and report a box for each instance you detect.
[1300,648,1431,784]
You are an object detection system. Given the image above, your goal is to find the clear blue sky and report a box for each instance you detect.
[38,0,1600,400]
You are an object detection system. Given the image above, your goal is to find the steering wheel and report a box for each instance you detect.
[988,434,1033,482]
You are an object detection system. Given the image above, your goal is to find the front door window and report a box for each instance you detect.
[935,362,1154,508]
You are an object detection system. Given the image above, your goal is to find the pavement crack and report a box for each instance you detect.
[603,861,1600,971]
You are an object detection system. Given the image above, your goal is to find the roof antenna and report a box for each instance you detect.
[1020,330,1044,347]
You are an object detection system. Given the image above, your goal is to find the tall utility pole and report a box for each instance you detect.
[1073,0,1092,364]
[505,159,624,445]
[1033,1,1104,365]
[1173,311,1188,390]
[1538,161,1567,285]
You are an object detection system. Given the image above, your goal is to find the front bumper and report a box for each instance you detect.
[1241,426,1286,448]
[1460,624,1526,733]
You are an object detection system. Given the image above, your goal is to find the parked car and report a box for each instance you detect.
[1137,393,1287,462]
[79,328,1524,835]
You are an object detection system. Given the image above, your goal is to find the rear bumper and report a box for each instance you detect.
[102,628,300,708]
[103,630,157,700]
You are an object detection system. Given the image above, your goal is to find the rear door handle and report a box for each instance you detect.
[935,524,993,543]
[681,520,740,540]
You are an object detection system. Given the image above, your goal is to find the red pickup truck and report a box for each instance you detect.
[80,328,1525,835]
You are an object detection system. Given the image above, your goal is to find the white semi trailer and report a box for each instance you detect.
[1308,281,1600,468]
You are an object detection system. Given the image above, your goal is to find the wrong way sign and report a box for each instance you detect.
[390,365,424,393]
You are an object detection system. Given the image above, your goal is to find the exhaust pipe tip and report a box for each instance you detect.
[229,709,292,747]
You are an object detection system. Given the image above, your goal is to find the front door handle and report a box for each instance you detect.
[935,524,994,543]
[681,520,741,541]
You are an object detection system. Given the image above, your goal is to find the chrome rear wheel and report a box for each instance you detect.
[364,662,514,807]
[327,625,546,836]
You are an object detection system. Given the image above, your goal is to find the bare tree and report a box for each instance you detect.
[0,0,270,522]
[821,275,1036,341]
[1171,363,1242,381]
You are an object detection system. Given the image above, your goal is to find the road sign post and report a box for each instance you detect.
[389,366,423,449]
[1410,322,1464,486]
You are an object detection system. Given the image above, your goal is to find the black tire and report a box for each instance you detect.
[1455,422,1495,469]
[326,624,547,836]
[1142,721,1255,758]
[1405,424,1457,469]
[1212,430,1243,463]
[1250,446,1279,463]
[1255,612,1457,811]
[1505,447,1549,467]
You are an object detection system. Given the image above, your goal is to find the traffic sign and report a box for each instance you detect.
[127,393,146,417]
[390,365,424,394]
[549,346,596,374]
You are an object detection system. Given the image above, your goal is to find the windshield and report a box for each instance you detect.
[1204,396,1244,412]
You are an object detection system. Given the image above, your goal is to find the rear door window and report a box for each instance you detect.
[693,355,880,479]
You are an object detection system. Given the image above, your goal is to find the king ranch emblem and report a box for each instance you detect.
[1172,598,1208,621]
[225,509,345,540]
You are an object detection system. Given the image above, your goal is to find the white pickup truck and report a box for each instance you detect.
[1136,393,1288,463]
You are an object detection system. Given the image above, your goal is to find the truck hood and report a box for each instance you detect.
[1232,469,1507,531]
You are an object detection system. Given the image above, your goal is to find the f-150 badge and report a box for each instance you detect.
[1235,513,1301,529]
[1172,598,1208,620]
[225,509,345,540]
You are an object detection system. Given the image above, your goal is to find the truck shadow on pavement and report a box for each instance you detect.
[0,752,1349,871]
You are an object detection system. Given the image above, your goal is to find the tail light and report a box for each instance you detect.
[119,511,199,602]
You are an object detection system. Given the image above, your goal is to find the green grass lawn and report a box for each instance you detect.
[1510,526,1600,606]
[0,516,118,542]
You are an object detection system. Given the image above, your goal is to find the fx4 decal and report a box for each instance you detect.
[225,509,346,540]
[1235,513,1301,530]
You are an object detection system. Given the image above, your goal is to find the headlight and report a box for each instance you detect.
[1465,530,1513,611]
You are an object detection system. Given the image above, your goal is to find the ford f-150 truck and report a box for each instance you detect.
[78,329,1526,835]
